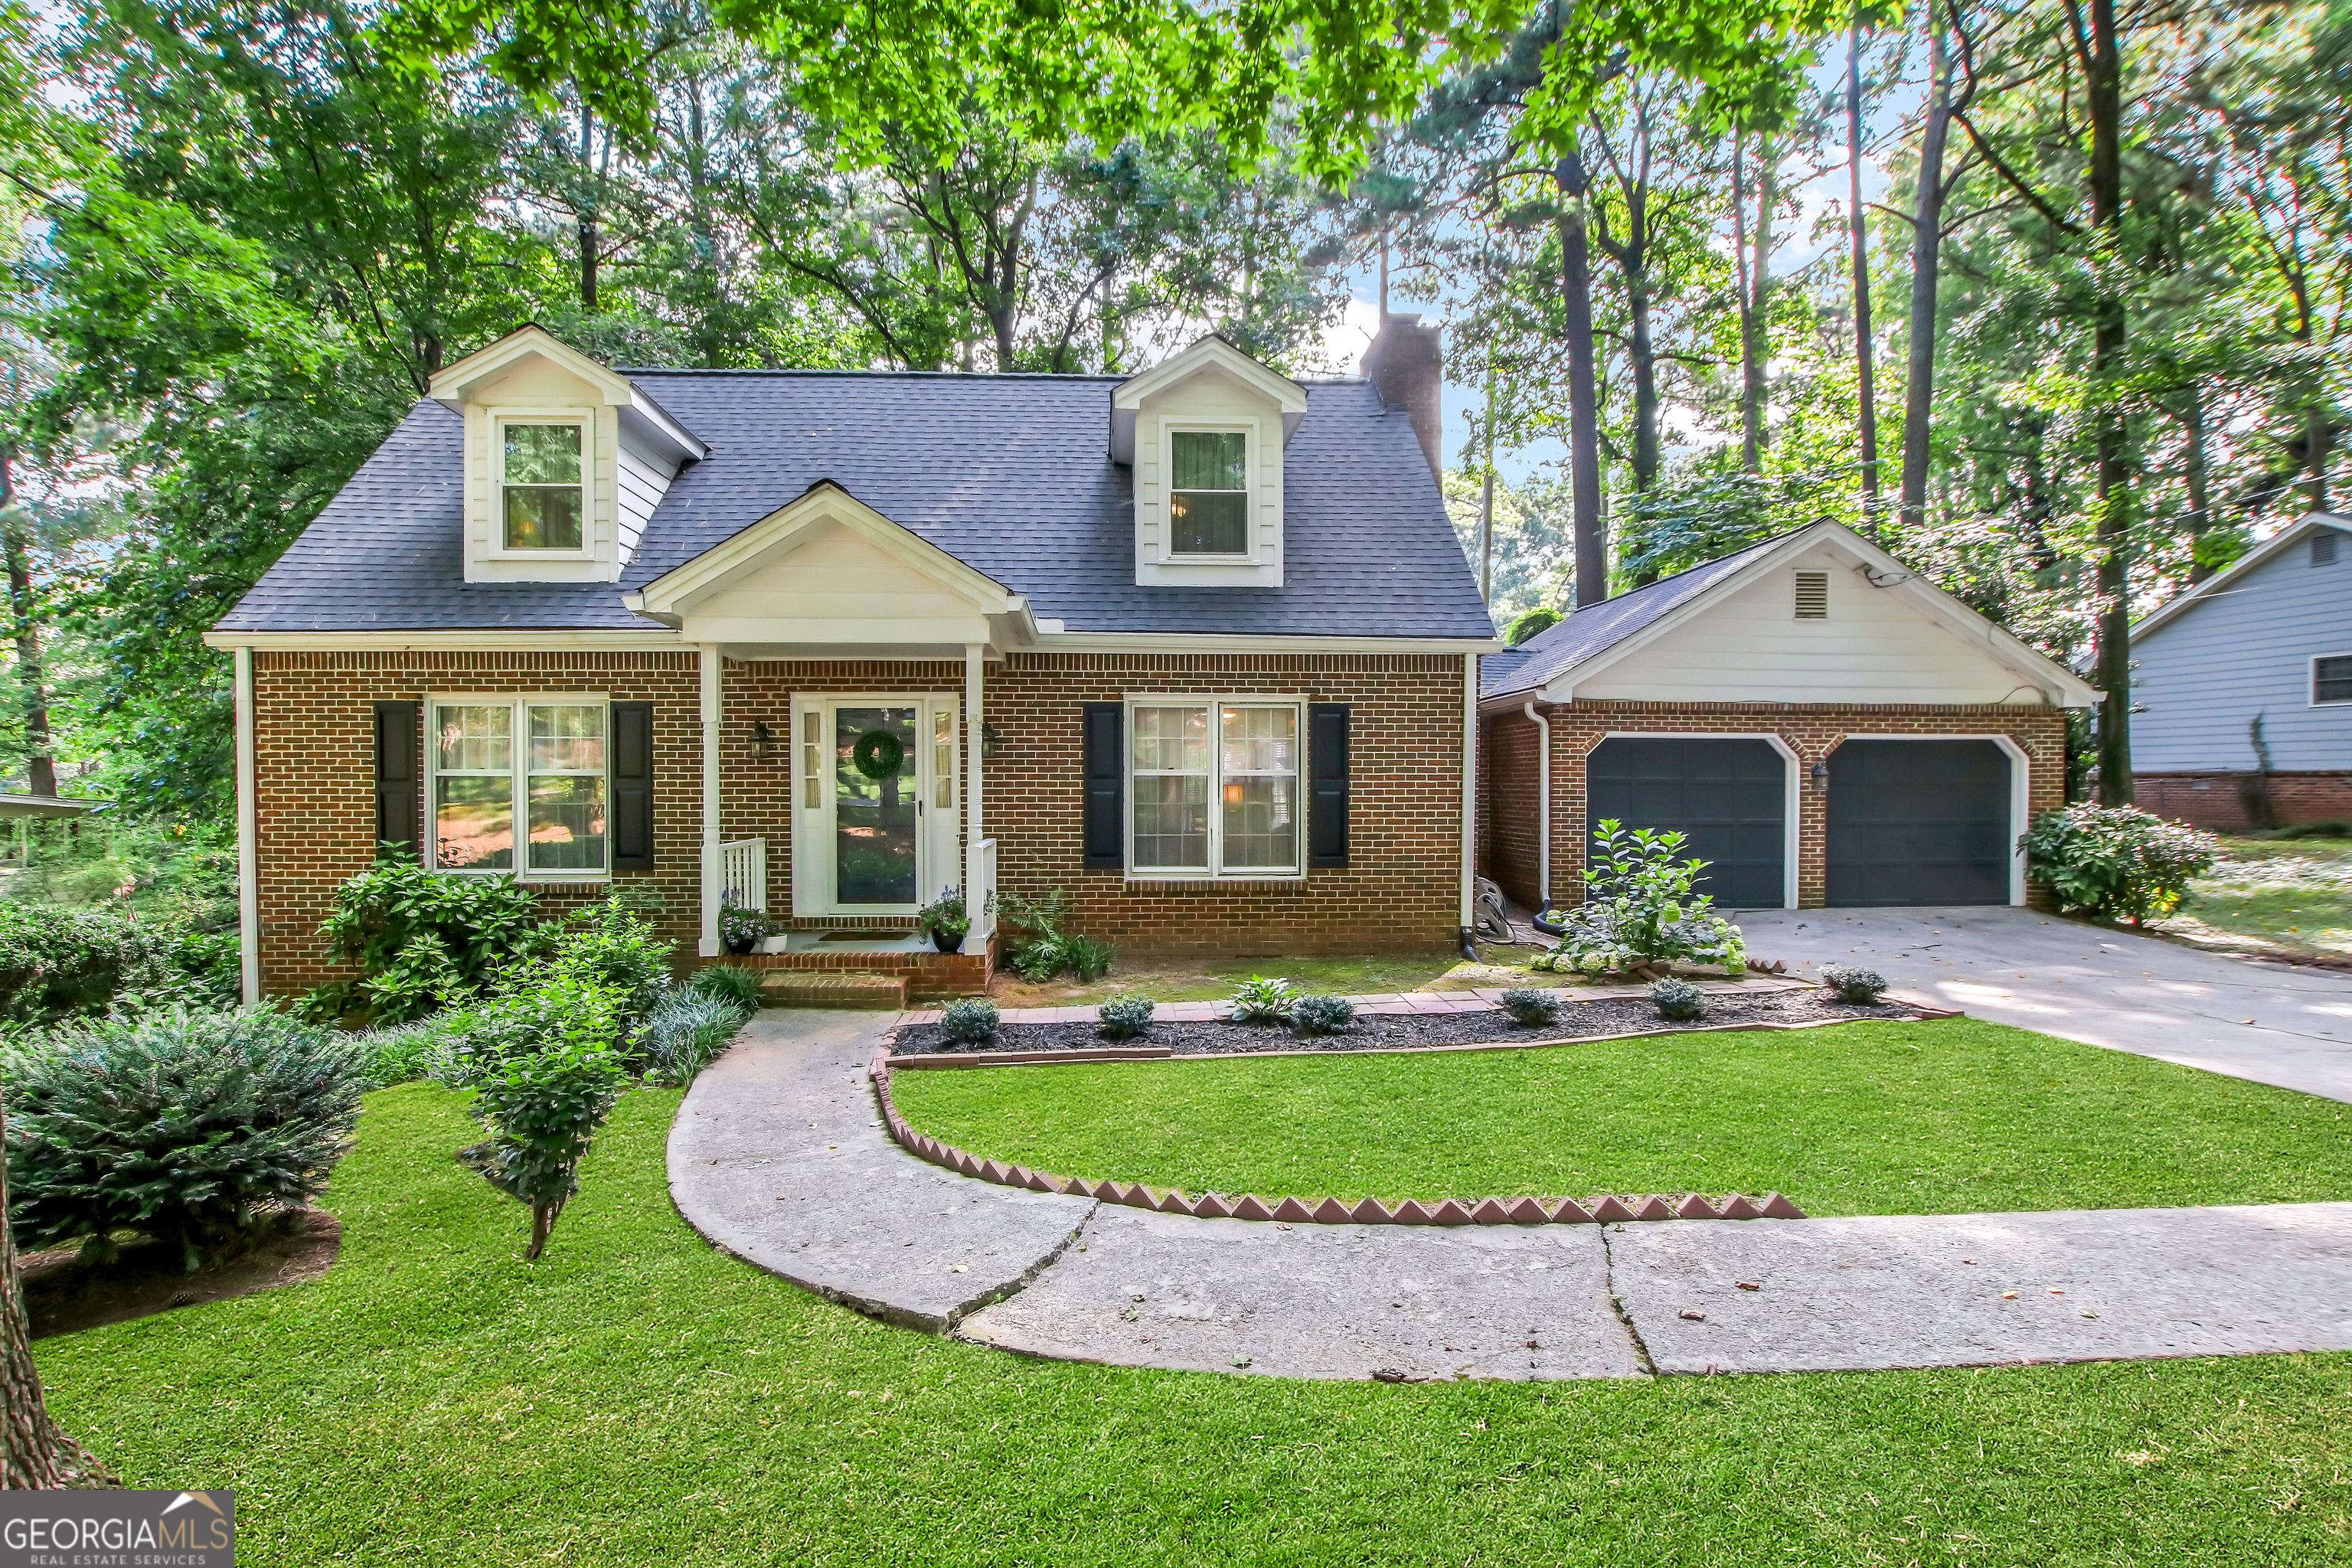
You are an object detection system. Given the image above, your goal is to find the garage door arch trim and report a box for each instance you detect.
[1592,730,1799,910]
[1826,731,2030,906]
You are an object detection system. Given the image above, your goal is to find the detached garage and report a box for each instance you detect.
[1478,520,2093,913]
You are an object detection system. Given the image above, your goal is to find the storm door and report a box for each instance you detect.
[790,694,959,916]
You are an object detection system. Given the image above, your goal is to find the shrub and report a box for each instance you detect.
[941,998,999,1045]
[688,963,763,1011]
[457,1035,626,1260]
[1097,994,1155,1040]
[351,1013,466,1087]
[317,861,544,1024]
[431,972,624,1090]
[1063,934,1116,982]
[1498,987,1563,1027]
[632,989,750,1085]
[1819,964,1887,1004]
[2020,804,2220,923]
[6,1007,365,1268]
[547,897,674,1027]
[0,901,233,1029]
[1292,994,1356,1036]
[1542,822,1746,975]
[997,887,1072,979]
[1225,975,1297,1024]
[1648,976,1704,1021]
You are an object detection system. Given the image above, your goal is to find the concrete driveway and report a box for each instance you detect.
[1732,906,2352,1105]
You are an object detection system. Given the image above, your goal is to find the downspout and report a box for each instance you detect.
[234,644,260,1004]
[1521,700,1552,915]
[1459,653,1478,961]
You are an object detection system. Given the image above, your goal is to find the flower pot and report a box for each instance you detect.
[723,933,758,956]
[931,929,965,955]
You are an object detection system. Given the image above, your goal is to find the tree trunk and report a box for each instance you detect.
[1479,371,1497,603]
[0,1093,112,1488]
[2084,0,2132,806]
[2302,406,2331,511]
[577,102,599,311]
[1557,154,1607,608]
[1848,11,1881,514]
[1900,8,1955,533]
[2180,391,2216,583]
[0,453,56,798]
[1628,276,1660,493]
[1741,135,1775,472]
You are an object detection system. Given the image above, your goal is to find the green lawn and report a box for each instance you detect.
[2157,835,2352,960]
[890,1018,2352,1216]
[34,1080,2352,1564]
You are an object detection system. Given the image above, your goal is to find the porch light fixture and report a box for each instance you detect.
[747,719,779,763]
[981,720,1003,760]
[1809,761,1830,792]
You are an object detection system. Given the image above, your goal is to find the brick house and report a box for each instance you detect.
[1476,523,2097,915]
[205,323,1498,1001]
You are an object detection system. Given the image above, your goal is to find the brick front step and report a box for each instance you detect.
[759,972,909,1010]
[709,939,995,1003]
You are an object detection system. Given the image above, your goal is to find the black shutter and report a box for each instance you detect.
[372,701,420,862]
[1308,703,1351,869]
[1082,702,1125,869]
[611,701,655,872]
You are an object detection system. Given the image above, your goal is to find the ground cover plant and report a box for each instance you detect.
[33,1084,2352,1563]
[2154,835,2352,961]
[889,1018,2352,1215]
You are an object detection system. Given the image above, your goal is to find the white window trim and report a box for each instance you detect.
[1124,693,1307,882]
[488,409,596,561]
[1161,422,1257,563]
[2312,652,2352,707]
[426,692,612,882]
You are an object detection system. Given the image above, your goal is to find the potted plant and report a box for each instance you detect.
[916,888,970,955]
[718,901,772,956]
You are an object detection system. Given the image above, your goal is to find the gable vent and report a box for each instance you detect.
[1793,570,1830,619]
[2315,531,2340,567]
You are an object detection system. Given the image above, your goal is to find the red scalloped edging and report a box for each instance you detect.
[868,1054,1805,1224]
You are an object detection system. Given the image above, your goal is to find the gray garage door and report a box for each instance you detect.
[1586,737,1786,908]
[1826,739,2011,906]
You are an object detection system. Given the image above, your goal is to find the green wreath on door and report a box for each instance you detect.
[851,729,906,781]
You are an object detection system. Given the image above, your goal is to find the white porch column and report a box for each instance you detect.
[963,642,985,897]
[699,643,722,957]
[234,644,260,1005]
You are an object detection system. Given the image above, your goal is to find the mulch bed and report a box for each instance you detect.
[891,987,1929,1058]
[21,1209,341,1340]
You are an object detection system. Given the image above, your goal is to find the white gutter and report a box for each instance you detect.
[1521,700,1551,910]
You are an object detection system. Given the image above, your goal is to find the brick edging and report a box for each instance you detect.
[867,1041,1812,1225]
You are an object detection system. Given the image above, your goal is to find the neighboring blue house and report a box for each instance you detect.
[2132,514,2352,830]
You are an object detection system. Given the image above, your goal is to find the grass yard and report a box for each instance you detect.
[2155,835,2352,962]
[986,946,1550,1008]
[37,1080,2352,1565]
[890,1018,2352,1216]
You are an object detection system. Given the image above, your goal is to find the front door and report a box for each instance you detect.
[792,694,959,916]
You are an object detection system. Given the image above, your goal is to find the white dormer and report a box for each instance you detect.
[428,325,706,584]
[1110,336,1307,589]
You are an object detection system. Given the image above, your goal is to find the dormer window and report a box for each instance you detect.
[502,422,584,550]
[1170,430,1250,555]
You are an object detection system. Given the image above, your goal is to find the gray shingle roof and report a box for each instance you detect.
[1479,531,1788,700]
[217,371,1496,639]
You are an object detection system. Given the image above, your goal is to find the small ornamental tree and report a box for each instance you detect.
[451,972,626,1258]
[1546,822,1746,974]
[2020,805,2221,925]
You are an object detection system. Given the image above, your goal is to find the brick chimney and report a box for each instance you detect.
[1360,313,1444,478]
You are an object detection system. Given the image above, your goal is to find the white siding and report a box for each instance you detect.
[1132,368,1285,589]
[678,519,993,645]
[1573,547,2050,704]
[616,436,678,565]
[459,360,617,583]
[2133,524,2352,771]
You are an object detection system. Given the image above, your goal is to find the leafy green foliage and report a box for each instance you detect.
[687,963,763,1012]
[316,861,544,1024]
[456,1027,626,1260]
[5,1005,364,1266]
[350,1013,468,1088]
[1498,987,1563,1027]
[1541,821,1746,974]
[941,998,999,1045]
[431,971,622,1090]
[1062,934,1116,983]
[630,988,749,1087]
[1818,965,1886,1004]
[915,887,970,940]
[0,899,235,1027]
[717,902,773,949]
[998,887,1112,982]
[2021,805,2222,924]
[547,896,674,1027]
[1290,993,1355,1037]
[1502,606,1561,645]
[1648,976,1704,1021]
[1223,975,1297,1024]
[1096,994,1155,1040]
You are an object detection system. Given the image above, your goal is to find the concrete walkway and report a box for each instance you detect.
[670,1011,2352,1380]
[1734,906,2352,1104]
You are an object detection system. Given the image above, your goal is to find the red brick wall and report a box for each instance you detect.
[1481,700,2069,910]
[2137,771,2352,833]
[251,651,702,995]
[250,648,1472,990]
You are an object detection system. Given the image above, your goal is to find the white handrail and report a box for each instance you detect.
[720,837,766,912]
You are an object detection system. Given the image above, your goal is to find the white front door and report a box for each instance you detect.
[791,694,959,916]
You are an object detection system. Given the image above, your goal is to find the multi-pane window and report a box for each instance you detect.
[1129,701,1299,875]
[1169,430,1249,554]
[501,423,583,550]
[2317,655,2352,705]
[432,699,607,874]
